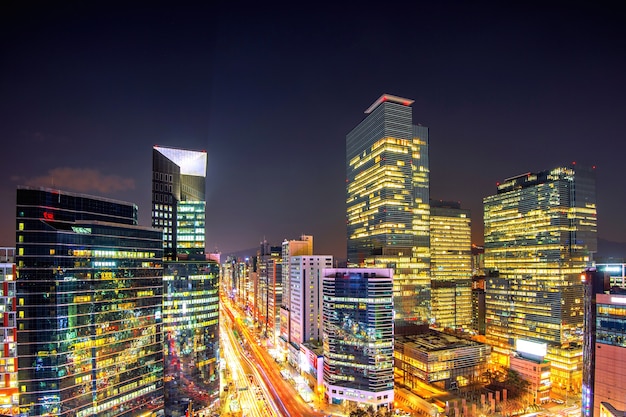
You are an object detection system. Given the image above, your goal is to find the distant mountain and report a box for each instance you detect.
[597,238,626,262]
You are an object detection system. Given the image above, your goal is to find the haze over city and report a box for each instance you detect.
[2,1,625,259]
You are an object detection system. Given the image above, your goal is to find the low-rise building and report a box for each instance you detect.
[394,329,491,390]
[509,353,551,404]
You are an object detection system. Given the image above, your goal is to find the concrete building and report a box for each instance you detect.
[288,255,333,367]
[346,94,430,326]
[581,268,626,417]
[509,339,552,404]
[278,236,313,359]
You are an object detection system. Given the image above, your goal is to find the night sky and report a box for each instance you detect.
[2,1,625,260]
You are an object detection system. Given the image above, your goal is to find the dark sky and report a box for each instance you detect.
[2,1,625,260]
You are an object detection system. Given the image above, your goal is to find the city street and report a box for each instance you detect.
[221,296,328,417]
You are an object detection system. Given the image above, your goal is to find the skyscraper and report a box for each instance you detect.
[322,268,394,410]
[288,255,333,367]
[152,146,220,415]
[16,187,164,416]
[0,248,17,415]
[430,200,472,330]
[346,94,430,326]
[152,146,207,261]
[256,241,282,342]
[483,164,597,391]
[278,235,313,358]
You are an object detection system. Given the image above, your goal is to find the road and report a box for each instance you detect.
[221,308,280,417]
[221,297,326,417]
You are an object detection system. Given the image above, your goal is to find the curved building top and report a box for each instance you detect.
[365,94,414,114]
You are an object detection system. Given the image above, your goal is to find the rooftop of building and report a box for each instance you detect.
[365,93,414,114]
[396,329,485,352]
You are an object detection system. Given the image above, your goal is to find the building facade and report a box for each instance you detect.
[346,94,430,326]
[581,268,625,417]
[152,145,207,260]
[152,145,220,415]
[483,165,597,391]
[278,236,313,356]
[471,275,486,336]
[0,249,17,416]
[322,268,394,410]
[162,261,220,413]
[16,187,164,416]
[256,242,282,343]
[430,200,472,330]
[288,255,333,367]
[394,330,491,391]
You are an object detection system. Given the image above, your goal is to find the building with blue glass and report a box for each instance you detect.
[15,186,164,416]
[322,268,394,410]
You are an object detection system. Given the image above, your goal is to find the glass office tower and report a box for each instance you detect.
[15,186,164,417]
[430,201,472,330]
[162,261,219,413]
[152,145,220,416]
[0,248,17,415]
[322,268,394,410]
[346,94,430,326]
[483,164,597,392]
[152,146,207,261]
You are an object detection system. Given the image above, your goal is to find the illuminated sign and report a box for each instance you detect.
[610,296,626,305]
[516,339,547,357]
[602,265,623,273]
[43,212,54,220]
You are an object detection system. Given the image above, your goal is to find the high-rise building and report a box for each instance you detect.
[16,187,164,416]
[152,146,220,415]
[288,255,333,367]
[278,236,313,357]
[430,200,472,329]
[483,164,597,391]
[471,274,487,336]
[162,260,220,412]
[0,248,17,415]
[322,268,394,410]
[580,267,625,417]
[346,94,430,326]
[257,241,282,343]
[152,146,207,261]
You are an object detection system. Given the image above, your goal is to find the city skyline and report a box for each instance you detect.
[2,2,625,260]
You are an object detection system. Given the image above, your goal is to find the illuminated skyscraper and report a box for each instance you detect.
[152,145,207,261]
[152,146,219,415]
[483,164,597,391]
[430,200,472,329]
[16,187,164,416]
[322,268,394,410]
[346,94,430,326]
[0,248,17,415]
[256,242,282,344]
